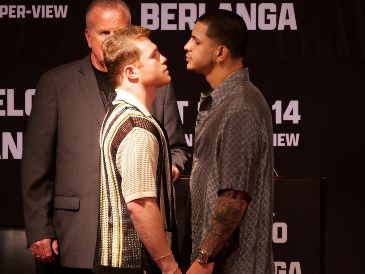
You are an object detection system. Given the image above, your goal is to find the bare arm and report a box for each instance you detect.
[201,190,249,255]
[187,190,250,274]
[127,197,182,274]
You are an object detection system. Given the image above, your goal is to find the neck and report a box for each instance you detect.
[91,53,107,72]
[119,83,157,111]
[205,60,243,90]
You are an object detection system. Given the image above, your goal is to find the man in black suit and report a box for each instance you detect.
[21,0,189,273]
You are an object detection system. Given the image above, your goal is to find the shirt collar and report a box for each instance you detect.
[113,88,152,117]
[201,67,250,108]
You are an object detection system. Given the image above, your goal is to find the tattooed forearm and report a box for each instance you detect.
[201,190,249,256]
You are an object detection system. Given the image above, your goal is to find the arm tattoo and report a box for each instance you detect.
[201,191,249,256]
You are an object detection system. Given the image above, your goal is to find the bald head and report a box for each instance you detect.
[86,0,131,28]
[85,0,131,71]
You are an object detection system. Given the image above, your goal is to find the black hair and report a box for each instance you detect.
[197,9,248,59]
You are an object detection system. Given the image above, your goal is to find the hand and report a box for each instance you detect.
[154,252,182,274]
[186,260,214,274]
[171,165,181,183]
[29,238,59,263]
[161,264,182,274]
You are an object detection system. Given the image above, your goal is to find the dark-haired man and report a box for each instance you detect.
[21,0,188,273]
[184,10,274,274]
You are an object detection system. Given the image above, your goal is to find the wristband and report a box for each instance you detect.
[153,250,172,261]
[197,250,215,264]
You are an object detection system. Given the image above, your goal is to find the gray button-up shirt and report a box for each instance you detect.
[189,68,274,274]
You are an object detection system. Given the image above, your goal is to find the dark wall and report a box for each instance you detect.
[0,1,364,273]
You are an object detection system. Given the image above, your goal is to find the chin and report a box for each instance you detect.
[187,63,199,72]
[156,77,171,87]
[163,77,171,85]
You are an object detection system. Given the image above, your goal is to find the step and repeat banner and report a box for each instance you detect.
[1,1,364,274]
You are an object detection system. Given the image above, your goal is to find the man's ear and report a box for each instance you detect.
[85,29,91,48]
[124,65,138,81]
[216,45,228,63]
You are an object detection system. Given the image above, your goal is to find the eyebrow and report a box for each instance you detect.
[149,46,158,57]
[192,34,201,43]
[97,28,110,34]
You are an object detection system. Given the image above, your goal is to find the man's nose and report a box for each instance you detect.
[184,38,192,51]
[161,54,167,64]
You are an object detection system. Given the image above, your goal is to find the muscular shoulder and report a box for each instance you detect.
[226,80,270,118]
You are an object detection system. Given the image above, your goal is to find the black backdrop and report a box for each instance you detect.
[0,1,364,273]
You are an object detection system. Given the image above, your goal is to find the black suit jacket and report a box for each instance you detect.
[21,55,189,269]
